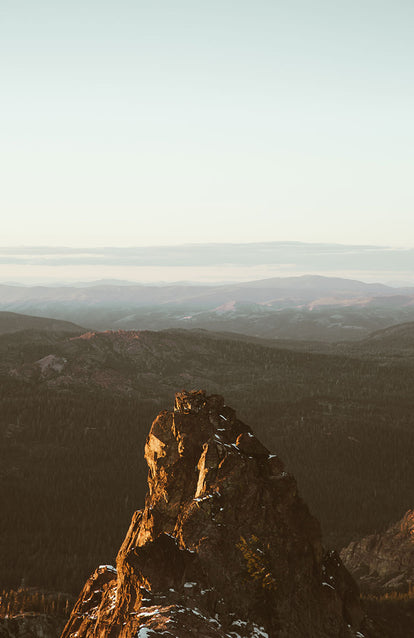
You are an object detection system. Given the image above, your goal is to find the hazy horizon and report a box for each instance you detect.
[1,241,413,286]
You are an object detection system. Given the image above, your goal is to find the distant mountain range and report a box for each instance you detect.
[1,275,414,341]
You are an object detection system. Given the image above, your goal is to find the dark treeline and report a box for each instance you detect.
[0,377,160,594]
[362,592,414,637]
[0,587,74,618]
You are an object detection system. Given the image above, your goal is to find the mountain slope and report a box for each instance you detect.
[343,322,414,358]
[0,312,83,335]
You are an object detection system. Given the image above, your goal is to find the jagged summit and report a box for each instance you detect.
[62,391,364,638]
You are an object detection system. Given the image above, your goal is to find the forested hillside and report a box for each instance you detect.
[1,326,413,595]
[0,377,155,593]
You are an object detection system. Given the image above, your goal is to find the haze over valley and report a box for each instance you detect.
[1,270,414,344]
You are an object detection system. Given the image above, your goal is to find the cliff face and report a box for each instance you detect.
[340,510,414,593]
[62,391,364,638]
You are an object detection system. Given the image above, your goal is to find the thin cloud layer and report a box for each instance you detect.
[1,242,413,270]
[0,242,413,286]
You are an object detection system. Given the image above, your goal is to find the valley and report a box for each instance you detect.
[1,276,414,342]
[1,315,413,597]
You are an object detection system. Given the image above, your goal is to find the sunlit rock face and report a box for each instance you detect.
[62,390,363,638]
[341,510,414,593]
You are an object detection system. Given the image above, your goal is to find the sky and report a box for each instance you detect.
[1,0,413,250]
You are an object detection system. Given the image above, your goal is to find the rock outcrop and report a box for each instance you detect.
[340,510,414,593]
[62,390,364,638]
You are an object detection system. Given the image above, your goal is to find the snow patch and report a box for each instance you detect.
[231,621,268,638]
[251,625,269,638]
[98,564,117,573]
[194,494,213,502]
[137,608,160,618]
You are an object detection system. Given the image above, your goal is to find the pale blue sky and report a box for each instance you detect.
[1,1,413,247]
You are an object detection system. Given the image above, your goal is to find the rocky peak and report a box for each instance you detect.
[62,390,364,638]
[340,509,414,593]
